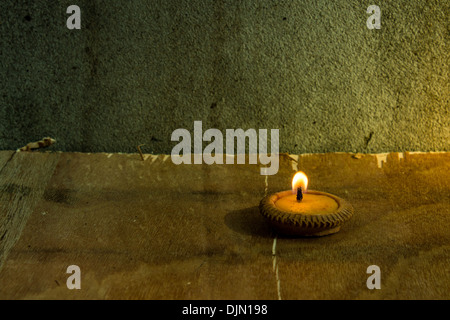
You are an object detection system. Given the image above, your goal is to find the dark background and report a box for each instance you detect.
[0,0,448,154]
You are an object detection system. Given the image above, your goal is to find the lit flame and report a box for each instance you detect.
[292,171,308,193]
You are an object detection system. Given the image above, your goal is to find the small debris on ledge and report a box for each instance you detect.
[17,137,56,152]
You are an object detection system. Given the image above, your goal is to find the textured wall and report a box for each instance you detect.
[0,0,448,154]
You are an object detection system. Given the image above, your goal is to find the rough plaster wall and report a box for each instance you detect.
[0,0,448,154]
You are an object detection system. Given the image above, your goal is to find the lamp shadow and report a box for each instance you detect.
[224,206,334,240]
[224,206,273,238]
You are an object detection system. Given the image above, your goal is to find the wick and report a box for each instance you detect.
[296,187,303,202]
